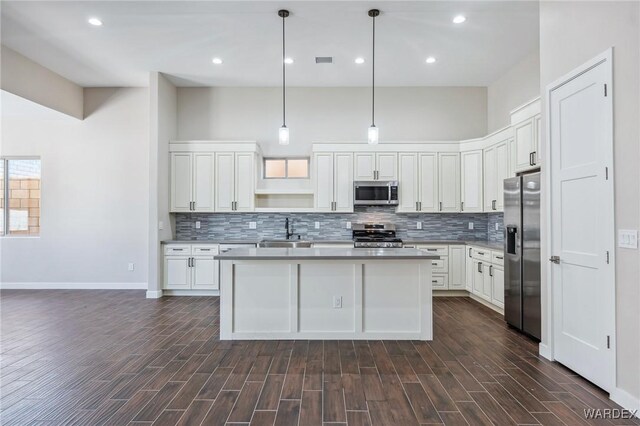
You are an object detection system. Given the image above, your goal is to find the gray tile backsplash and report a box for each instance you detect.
[175,206,504,242]
[488,212,505,243]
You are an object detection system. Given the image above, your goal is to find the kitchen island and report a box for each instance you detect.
[215,247,438,340]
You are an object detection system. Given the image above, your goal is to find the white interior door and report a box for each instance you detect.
[550,55,614,392]
[215,153,235,212]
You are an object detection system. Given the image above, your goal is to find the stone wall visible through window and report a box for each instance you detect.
[1,158,41,236]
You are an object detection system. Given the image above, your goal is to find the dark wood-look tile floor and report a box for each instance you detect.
[1,290,637,426]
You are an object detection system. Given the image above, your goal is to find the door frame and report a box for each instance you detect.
[543,48,616,392]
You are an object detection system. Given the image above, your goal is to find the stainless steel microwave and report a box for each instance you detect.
[353,181,399,206]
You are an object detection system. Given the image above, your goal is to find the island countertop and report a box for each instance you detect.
[215,247,440,260]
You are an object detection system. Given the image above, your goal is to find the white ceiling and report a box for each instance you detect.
[1,1,539,87]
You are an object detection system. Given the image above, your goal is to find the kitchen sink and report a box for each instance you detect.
[258,240,313,248]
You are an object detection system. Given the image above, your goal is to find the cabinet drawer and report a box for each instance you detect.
[430,257,449,273]
[491,251,505,266]
[471,247,492,262]
[430,274,449,290]
[192,245,219,255]
[165,244,191,255]
[417,245,448,256]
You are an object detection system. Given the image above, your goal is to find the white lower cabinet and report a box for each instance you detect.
[164,244,219,291]
[465,245,505,310]
[491,265,505,309]
[448,245,466,290]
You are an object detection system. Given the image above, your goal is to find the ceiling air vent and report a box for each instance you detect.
[315,56,333,64]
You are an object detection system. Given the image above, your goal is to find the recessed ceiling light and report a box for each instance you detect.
[212,57,223,65]
[453,15,466,24]
[355,57,365,64]
[88,18,103,26]
[284,57,294,64]
[426,56,437,64]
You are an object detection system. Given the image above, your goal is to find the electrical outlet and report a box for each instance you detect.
[158,221,164,230]
[249,221,257,229]
[315,221,320,229]
[468,222,474,230]
[495,223,499,231]
[416,222,422,230]
[128,263,135,272]
[346,222,352,229]
[195,221,201,229]
[333,296,342,309]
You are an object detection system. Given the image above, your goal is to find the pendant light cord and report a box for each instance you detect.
[282,14,286,127]
[371,13,375,127]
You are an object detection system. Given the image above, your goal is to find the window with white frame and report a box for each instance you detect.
[263,157,309,179]
[0,158,41,236]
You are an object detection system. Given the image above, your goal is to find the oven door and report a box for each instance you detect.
[353,181,399,205]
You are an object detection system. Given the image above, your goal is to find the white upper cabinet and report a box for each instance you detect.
[215,152,255,212]
[171,153,193,212]
[494,141,509,211]
[461,150,483,212]
[171,152,215,213]
[483,141,509,212]
[397,152,439,213]
[354,152,397,181]
[513,118,536,172]
[438,153,460,212]
[314,152,353,212]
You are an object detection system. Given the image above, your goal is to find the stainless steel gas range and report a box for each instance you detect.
[352,223,403,248]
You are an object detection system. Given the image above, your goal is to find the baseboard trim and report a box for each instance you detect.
[539,342,553,361]
[469,293,504,315]
[0,282,147,290]
[146,290,163,299]
[610,387,640,418]
[162,290,219,297]
[433,290,469,297]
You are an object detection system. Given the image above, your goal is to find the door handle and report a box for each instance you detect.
[549,256,560,264]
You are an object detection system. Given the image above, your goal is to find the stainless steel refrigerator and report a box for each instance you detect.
[504,172,541,340]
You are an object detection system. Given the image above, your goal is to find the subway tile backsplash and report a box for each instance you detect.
[175,206,504,242]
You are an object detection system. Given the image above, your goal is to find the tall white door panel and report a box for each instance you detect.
[550,56,614,392]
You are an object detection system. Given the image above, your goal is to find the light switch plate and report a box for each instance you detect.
[315,221,320,229]
[249,222,257,229]
[416,222,422,230]
[618,229,638,249]
[346,222,352,229]
[468,222,474,230]
[333,296,342,309]
[128,263,135,271]
[195,221,201,229]
[158,221,164,230]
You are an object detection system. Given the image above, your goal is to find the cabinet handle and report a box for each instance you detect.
[529,152,534,166]
[532,151,537,165]
[432,279,438,283]
[492,200,496,210]
[187,257,191,267]
[468,248,472,258]
[496,256,503,260]
[419,201,422,211]
[439,201,442,211]
[173,248,184,251]
[199,248,210,251]
[192,258,195,268]
[461,201,464,211]
[426,248,438,252]
[416,201,419,212]
[478,262,482,273]
[489,265,493,277]
[478,251,485,255]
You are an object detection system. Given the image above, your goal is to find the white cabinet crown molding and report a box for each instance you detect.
[312,142,461,153]
[510,97,541,125]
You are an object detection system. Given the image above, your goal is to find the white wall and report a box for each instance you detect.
[177,87,488,156]
[1,46,84,120]
[539,1,640,406]
[148,73,177,297]
[0,88,150,287]
[487,51,540,132]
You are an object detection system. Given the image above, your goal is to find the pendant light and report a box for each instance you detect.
[367,9,380,144]
[278,9,290,145]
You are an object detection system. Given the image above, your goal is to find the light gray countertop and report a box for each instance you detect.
[215,247,440,260]
[163,239,503,251]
